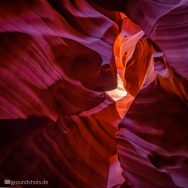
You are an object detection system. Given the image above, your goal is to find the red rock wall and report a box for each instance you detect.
[0,0,188,187]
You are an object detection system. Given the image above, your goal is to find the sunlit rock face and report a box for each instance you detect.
[0,0,188,188]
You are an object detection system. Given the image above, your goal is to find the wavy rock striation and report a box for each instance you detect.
[0,0,188,188]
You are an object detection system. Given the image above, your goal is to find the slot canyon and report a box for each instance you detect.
[0,0,188,187]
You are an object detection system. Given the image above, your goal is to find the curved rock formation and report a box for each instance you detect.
[0,0,188,188]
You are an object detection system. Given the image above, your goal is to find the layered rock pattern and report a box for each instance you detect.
[0,0,188,187]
